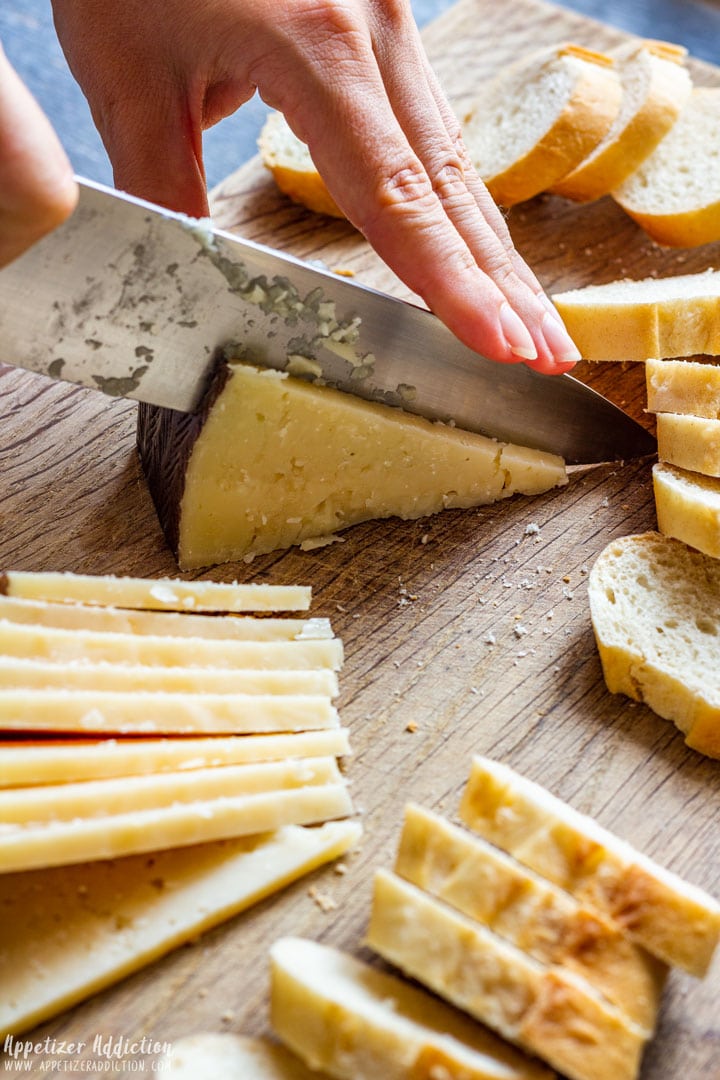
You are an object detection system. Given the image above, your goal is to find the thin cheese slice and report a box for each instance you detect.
[0,820,361,1037]
[0,756,341,824]
[645,358,720,419]
[656,412,720,477]
[0,594,332,640]
[161,1035,319,1079]
[653,461,720,559]
[0,782,353,873]
[0,570,311,612]
[395,804,666,1034]
[0,689,339,735]
[459,756,720,977]
[0,729,351,787]
[0,657,339,696]
[367,871,646,1080]
[270,936,553,1080]
[0,622,344,670]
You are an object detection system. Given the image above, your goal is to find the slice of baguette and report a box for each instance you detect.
[394,803,667,1033]
[613,87,720,246]
[656,412,720,476]
[258,112,344,218]
[463,44,621,208]
[552,40,691,202]
[269,936,553,1080]
[551,269,720,361]
[587,530,720,759]
[653,460,720,559]
[459,755,720,974]
[367,870,647,1080]
[646,358,720,418]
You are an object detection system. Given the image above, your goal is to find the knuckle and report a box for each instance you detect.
[375,157,435,210]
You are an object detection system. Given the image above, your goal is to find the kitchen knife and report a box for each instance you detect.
[0,177,654,465]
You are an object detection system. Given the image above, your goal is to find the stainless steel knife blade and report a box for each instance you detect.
[0,177,654,465]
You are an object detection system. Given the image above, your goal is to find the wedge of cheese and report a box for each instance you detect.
[367,871,646,1080]
[645,359,720,419]
[653,461,720,559]
[0,820,361,1037]
[0,594,332,640]
[161,1035,320,1079]
[0,622,343,670]
[0,657,338,696]
[0,729,351,787]
[270,936,554,1080]
[0,780,353,873]
[395,804,666,1033]
[459,757,720,976]
[0,688,338,734]
[656,413,720,477]
[137,362,567,569]
[0,570,310,611]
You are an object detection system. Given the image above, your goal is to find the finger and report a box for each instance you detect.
[0,44,77,268]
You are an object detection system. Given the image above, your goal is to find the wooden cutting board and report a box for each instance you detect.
[1,0,718,1075]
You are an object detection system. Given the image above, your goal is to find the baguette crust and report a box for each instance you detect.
[653,461,720,559]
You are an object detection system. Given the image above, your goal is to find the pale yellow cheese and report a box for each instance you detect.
[656,412,720,476]
[175,364,567,569]
[459,756,720,977]
[0,782,353,873]
[645,358,720,419]
[653,461,720,559]
[395,804,666,1033]
[0,569,310,611]
[0,657,338,696]
[270,936,553,1080]
[0,820,361,1037]
[367,871,646,1080]
[0,729,351,787]
[0,621,343,670]
[0,688,338,734]
[0,756,341,824]
[161,1035,320,1079]
[0,594,332,640]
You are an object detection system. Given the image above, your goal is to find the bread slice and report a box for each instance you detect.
[552,40,691,202]
[394,803,667,1033]
[269,936,553,1080]
[613,87,720,246]
[258,111,344,218]
[459,755,720,974]
[160,1034,318,1079]
[463,44,621,207]
[368,870,647,1080]
[551,269,720,361]
[646,358,720,417]
[656,412,720,476]
[587,530,720,759]
[653,461,720,559]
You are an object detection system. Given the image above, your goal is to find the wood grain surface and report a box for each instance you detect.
[1,0,719,1076]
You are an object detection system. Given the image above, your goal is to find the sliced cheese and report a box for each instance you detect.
[0,782,353,873]
[0,756,341,824]
[270,936,553,1080]
[0,621,343,670]
[656,412,720,477]
[161,1035,319,1079]
[395,804,666,1033]
[645,358,720,420]
[0,688,338,735]
[0,820,361,1037]
[0,594,332,640]
[0,729,351,787]
[367,871,646,1080]
[653,461,720,559]
[139,363,567,569]
[0,570,310,612]
[459,756,720,976]
[0,657,338,696]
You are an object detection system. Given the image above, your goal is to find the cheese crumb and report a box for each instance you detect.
[308,885,338,912]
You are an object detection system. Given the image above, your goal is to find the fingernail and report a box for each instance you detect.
[542,311,582,364]
[539,293,565,324]
[500,302,537,361]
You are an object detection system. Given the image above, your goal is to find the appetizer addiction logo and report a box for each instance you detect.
[2,1035,172,1071]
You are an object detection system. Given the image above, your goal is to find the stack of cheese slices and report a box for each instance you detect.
[257,37,720,248]
[161,756,720,1080]
[0,569,360,1037]
[551,269,720,757]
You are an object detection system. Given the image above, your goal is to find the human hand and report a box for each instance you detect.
[51,0,580,373]
[0,43,78,269]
